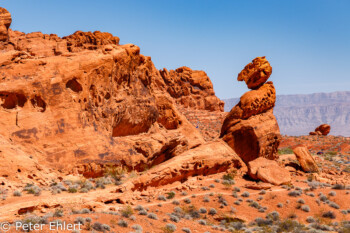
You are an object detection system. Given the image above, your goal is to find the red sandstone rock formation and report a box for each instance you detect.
[313,124,331,136]
[117,140,245,191]
[237,56,272,90]
[221,58,281,164]
[0,7,232,186]
[159,67,224,111]
[293,146,320,173]
[247,157,291,185]
[0,7,11,42]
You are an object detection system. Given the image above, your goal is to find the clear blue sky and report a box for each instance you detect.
[2,0,350,99]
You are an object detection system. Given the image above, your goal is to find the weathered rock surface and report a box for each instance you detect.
[237,56,272,90]
[293,146,319,173]
[117,140,246,191]
[248,157,291,185]
[221,63,281,164]
[159,67,224,111]
[314,124,331,136]
[0,7,11,42]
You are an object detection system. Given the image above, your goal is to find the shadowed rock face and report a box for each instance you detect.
[315,124,331,136]
[0,7,12,42]
[221,58,281,164]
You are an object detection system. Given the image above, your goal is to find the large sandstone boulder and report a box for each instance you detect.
[315,124,331,136]
[159,67,224,111]
[221,77,281,163]
[293,146,319,173]
[248,157,291,185]
[117,140,246,191]
[0,7,11,42]
[237,56,272,90]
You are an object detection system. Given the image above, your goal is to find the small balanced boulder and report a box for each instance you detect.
[293,146,319,173]
[221,57,281,164]
[237,56,272,90]
[315,124,331,136]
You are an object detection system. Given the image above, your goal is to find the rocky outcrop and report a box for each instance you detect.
[0,7,11,42]
[237,56,272,90]
[314,124,331,136]
[159,67,224,112]
[247,157,291,185]
[293,146,319,173]
[0,8,234,184]
[117,140,245,191]
[221,57,281,164]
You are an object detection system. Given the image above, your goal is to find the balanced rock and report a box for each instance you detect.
[293,146,319,173]
[0,7,12,42]
[221,61,281,164]
[315,124,331,136]
[248,157,291,185]
[237,56,272,90]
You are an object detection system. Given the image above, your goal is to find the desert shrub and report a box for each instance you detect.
[301,205,310,212]
[101,224,110,231]
[74,217,85,224]
[332,184,345,190]
[172,199,180,205]
[170,214,180,222]
[241,191,250,197]
[234,187,241,192]
[214,179,220,183]
[68,186,78,193]
[277,219,303,232]
[199,207,207,214]
[329,191,336,196]
[203,196,210,202]
[117,219,128,227]
[319,194,328,202]
[184,198,191,204]
[266,211,280,221]
[134,205,144,211]
[322,211,336,219]
[329,202,340,209]
[232,192,238,198]
[120,205,133,217]
[13,190,22,197]
[255,217,273,226]
[277,203,283,208]
[132,224,143,231]
[288,190,301,197]
[104,165,127,183]
[24,184,41,196]
[234,200,241,205]
[222,171,236,181]
[174,206,182,213]
[81,208,90,214]
[209,208,217,215]
[201,186,210,191]
[181,191,187,196]
[53,209,64,217]
[164,223,177,232]
[258,208,265,213]
[306,216,315,223]
[259,190,266,195]
[158,195,166,201]
[297,198,305,204]
[130,215,136,221]
[79,188,88,193]
[182,228,191,233]
[92,222,104,231]
[148,213,158,220]
[209,184,215,188]
[167,191,176,199]
[198,219,206,225]
[249,201,260,209]
[138,209,147,215]
[278,147,293,155]
[85,217,92,223]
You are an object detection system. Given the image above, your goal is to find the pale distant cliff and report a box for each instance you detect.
[224,91,350,136]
